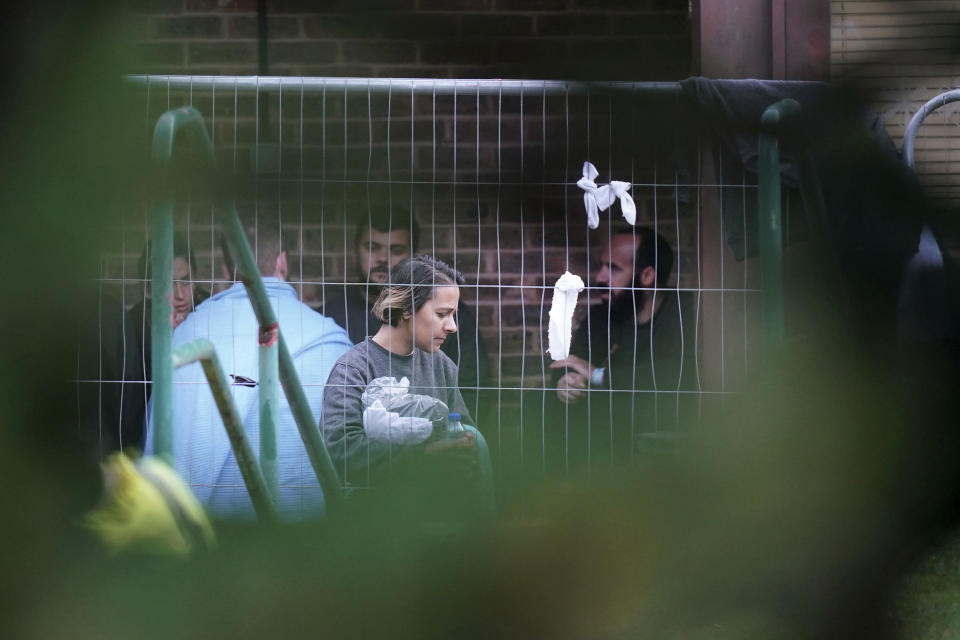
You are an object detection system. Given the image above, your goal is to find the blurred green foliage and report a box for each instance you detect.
[2,4,959,639]
[897,531,960,639]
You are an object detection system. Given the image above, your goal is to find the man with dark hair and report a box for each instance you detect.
[145,222,352,520]
[546,226,696,470]
[323,207,490,412]
[78,232,207,460]
[116,233,207,453]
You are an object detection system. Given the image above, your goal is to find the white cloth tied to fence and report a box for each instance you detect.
[360,376,447,445]
[576,161,637,228]
[547,271,585,361]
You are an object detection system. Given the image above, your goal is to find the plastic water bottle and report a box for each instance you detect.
[446,412,465,437]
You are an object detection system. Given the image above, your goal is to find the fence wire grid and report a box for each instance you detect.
[76,76,783,495]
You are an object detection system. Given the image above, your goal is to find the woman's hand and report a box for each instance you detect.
[425,431,477,478]
[424,430,475,455]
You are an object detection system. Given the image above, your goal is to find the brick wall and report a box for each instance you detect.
[128,0,691,80]
[110,2,711,440]
[109,81,708,407]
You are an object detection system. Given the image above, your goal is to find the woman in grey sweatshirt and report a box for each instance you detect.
[320,255,477,492]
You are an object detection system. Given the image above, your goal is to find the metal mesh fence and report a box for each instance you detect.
[77,76,767,497]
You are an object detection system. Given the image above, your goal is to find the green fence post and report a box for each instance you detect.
[147,105,343,513]
[758,99,800,348]
[148,108,209,460]
[219,210,344,513]
[172,339,277,522]
[149,205,173,461]
[259,333,279,501]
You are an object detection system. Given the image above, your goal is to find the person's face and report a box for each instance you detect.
[409,285,459,353]
[171,256,194,328]
[594,234,639,303]
[356,227,412,285]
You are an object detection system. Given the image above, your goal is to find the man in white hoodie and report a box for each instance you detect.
[145,222,352,520]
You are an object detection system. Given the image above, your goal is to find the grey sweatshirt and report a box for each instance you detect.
[320,337,472,488]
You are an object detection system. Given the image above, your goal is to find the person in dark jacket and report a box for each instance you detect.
[117,232,207,452]
[322,254,494,520]
[323,207,490,415]
[546,226,697,472]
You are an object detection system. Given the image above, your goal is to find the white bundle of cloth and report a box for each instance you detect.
[576,160,636,228]
[547,271,585,361]
[360,376,449,445]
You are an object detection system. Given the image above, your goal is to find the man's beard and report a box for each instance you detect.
[606,287,649,320]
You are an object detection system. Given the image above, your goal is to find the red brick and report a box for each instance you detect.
[461,14,533,37]
[498,249,587,275]
[564,35,688,58]
[374,66,447,79]
[448,251,483,273]
[496,0,568,9]
[228,16,301,38]
[609,13,689,36]
[420,41,495,65]
[449,222,526,250]
[197,63,257,75]
[133,42,186,66]
[153,15,223,38]
[304,13,461,39]
[475,303,496,325]
[296,64,377,77]
[423,93,500,115]
[493,41,561,64]
[496,328,537,354]
[272,0,415,9]
[135,0,187,13]
[187,0,257,10]
[421,0,492,8]
[189,41,255,64]
[303,14,384,38]
[647,0,687,9]
[296,255,328,278]
[575,0,682,8]
[268,41,339,64]
[536,220,589,247]
[498,355,535,378]
[536,13,610,36]
[500,300,549,327]
[343,41,418,64]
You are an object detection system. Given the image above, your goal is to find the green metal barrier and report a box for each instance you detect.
[149,105,343,515]
[149,107,210,463]
[757,98,851,346]
[218,212,344,512]
[172,339,277,521]
[260,335,279,500]
[757,98,801,347]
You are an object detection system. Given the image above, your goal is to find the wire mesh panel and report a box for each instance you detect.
[78,76,766,502]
